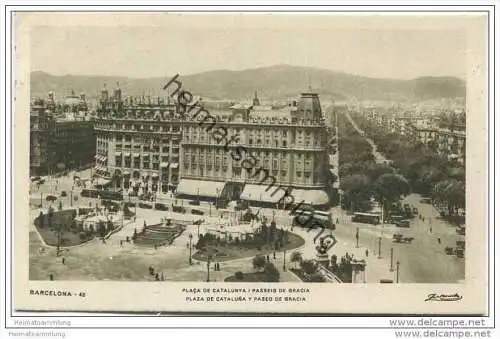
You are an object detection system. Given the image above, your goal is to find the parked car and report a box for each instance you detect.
[155,203,169,211]
[189,200,200,206]
[395,220,410,228]
[191,209,204,215]
[172,205,186,214]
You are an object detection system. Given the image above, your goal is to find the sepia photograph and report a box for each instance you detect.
[8,10,491,316]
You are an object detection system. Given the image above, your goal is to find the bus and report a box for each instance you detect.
[81,188,123,201]
[293,210,334,230]
[351,212,381,225]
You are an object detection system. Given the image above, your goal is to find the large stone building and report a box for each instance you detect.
[94,84,333,209]
[30,91,95,176]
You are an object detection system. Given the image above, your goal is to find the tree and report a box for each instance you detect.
[330,254,338,268]
[234,271,244,281]
[47,206,54,229]
[339,174,371,211]
[300,260,316,275]
[263,263,280,282]
[290,251,303,269]
[309,272,326,283]
[372,173,410,208]
[38,211,44,228]
[252,254,266,271]
[98,221,107,238]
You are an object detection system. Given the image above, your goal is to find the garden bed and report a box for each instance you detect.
[192,232,305,262]
[34,209,94,247]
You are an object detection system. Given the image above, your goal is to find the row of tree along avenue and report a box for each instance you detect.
[352,112,465,223]
[338,113,409,214]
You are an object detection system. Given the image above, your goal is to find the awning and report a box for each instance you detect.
[176,179,225,198]
[240,184,285,203]
[115,152,122,157]
[94,178,112,187]
[124,153,131,157]
[292,189,330,206]
[170,163,179,169]
[133,153,141,157]
[160,162,170,168]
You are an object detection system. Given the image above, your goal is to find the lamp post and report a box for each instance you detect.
[40,192,43,208]
[197,187,200,204]
[355,227,359,248]
[206,255,212,282]
[396,261,400,283]
[377,236,382,259]
[197,223,200,238]
[188,233,193,265]
[70,190,73,207]
[216,188,220,208]
[283,249,286,271]
[390,248,394,272]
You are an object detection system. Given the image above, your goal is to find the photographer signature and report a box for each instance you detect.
[425,293,463,302]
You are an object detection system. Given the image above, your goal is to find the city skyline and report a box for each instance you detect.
[29,14,466,80]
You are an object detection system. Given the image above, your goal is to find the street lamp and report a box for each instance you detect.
[206,254,213,282]
[390,248,394,272]
[377,236,382,259]
[396,261,400,283]
[355,227,359,248]
[283,249,286,271]
[188,233,193,265]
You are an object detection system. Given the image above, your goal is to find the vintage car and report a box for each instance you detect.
[395,220,410,228]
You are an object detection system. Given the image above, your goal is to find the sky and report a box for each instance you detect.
[28,13,467,80]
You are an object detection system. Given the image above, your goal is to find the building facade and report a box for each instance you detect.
[30,91,95,176]
[94,84,332,209]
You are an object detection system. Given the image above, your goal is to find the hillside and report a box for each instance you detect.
[29,65,466,102]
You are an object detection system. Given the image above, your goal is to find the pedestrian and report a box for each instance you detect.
[154,244,157,250]
[365,249,369,257]
[437,237,441,244]
[155,273,159,281]
[62,258,65,265]
[120,240,123,247]
[266,255,270,262]
[273,251,276,259]
[49,274,54,281]
[336,218,339,224]
[430,227,433,233]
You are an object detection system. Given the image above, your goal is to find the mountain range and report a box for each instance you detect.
[30,65,466,102]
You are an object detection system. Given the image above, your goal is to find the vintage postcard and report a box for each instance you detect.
[11,11,489,315]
